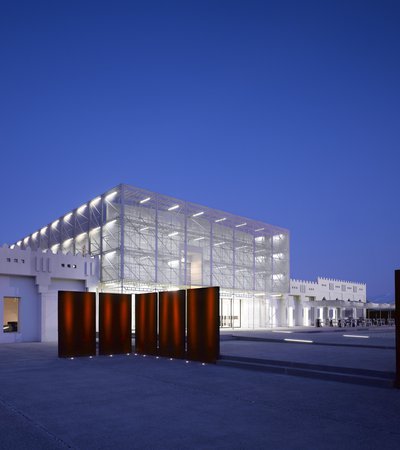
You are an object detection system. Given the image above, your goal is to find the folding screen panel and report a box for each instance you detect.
[99,293,132,355]
[159,290,185,358]
[58,291,96,358]
[187,287,220,363]
[135,292,157,355]
[395,270,400,388]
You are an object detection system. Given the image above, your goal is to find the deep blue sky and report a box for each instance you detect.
[1,1,399,300]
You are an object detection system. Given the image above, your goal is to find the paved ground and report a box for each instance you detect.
[221,327,396,372]
[0,328,399,449]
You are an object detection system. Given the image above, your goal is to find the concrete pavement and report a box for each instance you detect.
[0,329,399,449]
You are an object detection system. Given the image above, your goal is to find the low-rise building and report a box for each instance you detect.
[287,277,366,326]
[0,245,99,343]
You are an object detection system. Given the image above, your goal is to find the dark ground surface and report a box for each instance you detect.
[0,328,399,449]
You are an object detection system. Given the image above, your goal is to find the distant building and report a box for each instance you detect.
[287,277,366,326]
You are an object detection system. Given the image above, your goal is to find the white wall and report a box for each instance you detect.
[0,246,99,343]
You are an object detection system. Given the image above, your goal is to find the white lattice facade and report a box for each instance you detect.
[14,184,290,329]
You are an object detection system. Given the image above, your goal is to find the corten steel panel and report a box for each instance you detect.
[135,292,157,355]
[58,291,96,358]
[395,271,400,388]
[99,293,132,355]
[159,290,185,358]
[187,287,220,363]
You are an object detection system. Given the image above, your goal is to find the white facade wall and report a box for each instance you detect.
[0,246,99,343]
[284,277,367,327]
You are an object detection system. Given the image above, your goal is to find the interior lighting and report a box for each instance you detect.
[168,260,180,268]
[168,231,179,237]
[215,217,226,223]
[64,213,72,222]
[343,335,369,339]
[16,241,21,246]
[235,245,247,250]
[194,237,205,241]
[77,204,87,214]
[254,293,265,297]
[215,265,227,270]
[168,204,180,211]
[52,220,59,228]
[273,253,284,259]
[105,191,117,202]
[272,330,292,334]
[140,227,149,232]
[214,241,225,246]
[41,226,47,234]
[24,237,29,244]
[32,232,38,239]
[235,222,247,228]
[140,197,151,204]
[193,211,204,217]
[167,286,180,291]
[10,245,15,249]
[272,274,283,280]
[284,338,313,344]
[255,228,265,232]
[271,294,282,298]
[90,196,101,206]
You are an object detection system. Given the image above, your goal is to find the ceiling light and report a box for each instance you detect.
[194,237,205,241]
[235,222,247,228]
[140,226,149,232]
[215,217,226,223]
[77,204,87,214]
[193,211,204,217]
[140,197,151,204]
[32,232,38,239]
[168,231,179,237]
[214,241,225,246]
[90,196,101,206]
[255,228,265,232]
[105,191,117,201]
[168,204,179,211]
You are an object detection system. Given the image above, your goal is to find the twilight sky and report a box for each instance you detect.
[1,1,399,300]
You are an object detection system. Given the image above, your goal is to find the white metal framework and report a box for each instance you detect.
[16,184,290,328]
